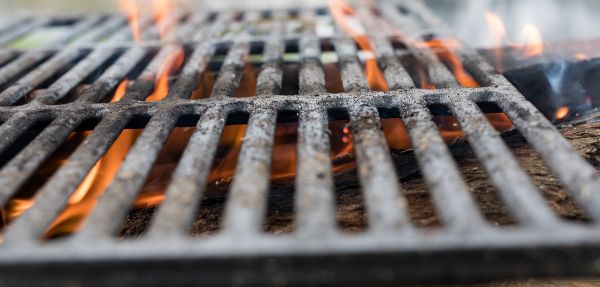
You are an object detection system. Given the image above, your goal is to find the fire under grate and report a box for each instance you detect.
[0,0,600,286]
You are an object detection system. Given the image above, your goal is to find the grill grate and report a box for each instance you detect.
[0,1,599,286]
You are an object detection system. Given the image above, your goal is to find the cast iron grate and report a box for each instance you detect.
[0,0,599,286]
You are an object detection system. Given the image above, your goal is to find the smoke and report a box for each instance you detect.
[425,0,600,48]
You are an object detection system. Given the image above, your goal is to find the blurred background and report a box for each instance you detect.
[2,0,600,48]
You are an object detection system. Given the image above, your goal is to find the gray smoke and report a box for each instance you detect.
[425,0,600,48]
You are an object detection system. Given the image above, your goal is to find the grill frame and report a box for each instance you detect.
[0,0,600,285]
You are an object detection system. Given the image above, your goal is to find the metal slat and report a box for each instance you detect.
[0,115,84,206]
[0,50,17,67]
[331,17,412,231]
[2,112,131,245]
[357,7,490,229]
[0,18,48,47]
[298,10,326,96]
[397,97,487,229]
[0,17,30,38]
[147,108,226,237]
[349,105,413,232]
[0,112,42,155]
[496,94,600,221]
[255,18,285,95]
[33,47,124,104]
[120,44,183,102]
[378,4,562,227]
[0,51,53,91]
[0,16,109,105]
[165,12,234,101]
[75,47,148,103]
[0,49,90,105]
[209,41,249,99]
[73,15,126,45]
[295,108,337,235]
[222,108,277,235]
[293,12,337,236]
[148,14,258,238]
[70,14,232,238]
[334,37,370,93]
[209,12,262,100]
[222,18,284,235]
[75,111,180,239]
[357,8,414,90]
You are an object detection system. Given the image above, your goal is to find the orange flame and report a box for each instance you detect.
[328,0,389,91]
[417,66,436,90]
[117,0,141,42]
[147,46,185,102]
[484,12,545,70]
[555,106,569,120]
[575,53,589,61]
[484,12,508,71]
[521,23,544,57]
[420,39,479,88]
[112,80,128,102]
[152,0,173,38]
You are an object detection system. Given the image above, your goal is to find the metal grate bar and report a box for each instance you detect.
[0,112,43,154]
[0,115,84,206]
[404,0,600,223]
[210,41,250,99]
[120,45,182,101]
[222,18,285,235]
[208,12,260,98]
[33,47,124,104]
[335,37,370,93]
[294,14,336,235]
[497,95,600,221]
[0,17,30,37]
[165,12,235,101]
[331,16,413,231]
[71,15,229,238]
[0,48,90,105]
[298,11,326,95]
[381,7,562,226]
[0,18,48,47]
[147,108,226,238]
[76,110,180,239]
[147,13,259,237]
[76,47,148,103]
[2,113,131,245]
[349,105,413,231]
[446,94,561,226]
[0,50,17,67]
[397,97,488,229]
[223,108,278,234]
[255,16,285,96]
[74,15,127,45]
[36,13,211,105]
[0,16,108,106]
[0,51,53,90]
[360,8,486,229]
[357,9,414,90]
[295,108,337,235]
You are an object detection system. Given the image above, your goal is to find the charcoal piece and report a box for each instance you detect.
[503,58,600,120]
